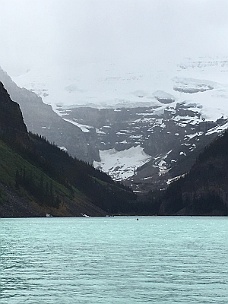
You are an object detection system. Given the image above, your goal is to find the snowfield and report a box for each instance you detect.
[153,90,175,104]
[12,57,228,123]
[93,146,151,180]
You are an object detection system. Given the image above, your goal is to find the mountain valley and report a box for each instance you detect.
[0,82,136,217]
[1,58,228,195]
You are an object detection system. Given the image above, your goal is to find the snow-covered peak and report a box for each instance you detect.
[12,56,228,122]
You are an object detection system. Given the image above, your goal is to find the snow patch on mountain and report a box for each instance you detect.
[59,146,68,152]
[206,121,228,135]
[154,150,172,176]
[93,146,151,180]
[173,77,216,93]
[167,174,186,185]
[63,118,92,132]
[153,90,175,104]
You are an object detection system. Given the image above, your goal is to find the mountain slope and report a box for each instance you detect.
[61,103,226,192]
[0,82,28,145]
[0,138,105,217]
[4,58,228,193]
[0,82,135,217]
[158,131,228,215]
[0,67,99,162]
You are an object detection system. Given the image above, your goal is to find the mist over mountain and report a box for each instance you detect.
[8,58,228,192]
[0,67,99,163]
[1,0,228,196]
[2,57,228,194]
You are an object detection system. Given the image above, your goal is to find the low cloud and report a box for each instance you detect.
[0,0,228,75]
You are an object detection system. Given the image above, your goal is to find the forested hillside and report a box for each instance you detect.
[158,131,228,215]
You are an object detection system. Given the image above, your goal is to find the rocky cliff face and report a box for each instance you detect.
[0,82,28,144]
[58,103,225,192]
[0,68,99,162]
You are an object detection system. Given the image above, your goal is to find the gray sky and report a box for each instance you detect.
[1,0,228,75]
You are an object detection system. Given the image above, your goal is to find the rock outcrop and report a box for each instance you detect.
[0,82,28,145]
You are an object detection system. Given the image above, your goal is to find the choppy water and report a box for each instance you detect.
[0,217,227,303]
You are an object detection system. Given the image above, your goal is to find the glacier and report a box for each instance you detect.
[12,57,228,121]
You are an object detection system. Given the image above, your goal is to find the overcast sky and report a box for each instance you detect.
[1,0,228,75]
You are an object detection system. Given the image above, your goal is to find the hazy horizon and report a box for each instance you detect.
[1,0,228,76]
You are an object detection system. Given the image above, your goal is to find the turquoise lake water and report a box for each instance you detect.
[0,217,227,303]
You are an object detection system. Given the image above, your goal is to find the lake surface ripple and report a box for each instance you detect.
[0,217,227,303]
